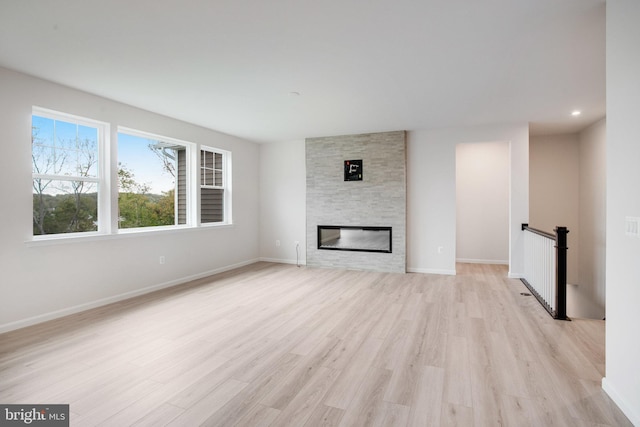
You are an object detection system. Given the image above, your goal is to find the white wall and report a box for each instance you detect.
[529,128,608,320]
[577,119,606,320]
[258,140,306,264]
[529,134,580,285]
[603,0,640,424]
[407,124,529,276]
[406,132,456,274]
[258,124,529,277]
[0,67,260,332]
[455,142,509,264]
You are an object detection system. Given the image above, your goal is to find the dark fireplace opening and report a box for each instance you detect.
[318,226,392,253]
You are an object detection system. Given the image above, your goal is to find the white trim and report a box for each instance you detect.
[0,258,260,334]
[225,150,233,224]
[31,116,235,239]
[407,267,457,276]
[456,258,509,265]
[259,257,306,266]
[32,174,100,183]
[200,146,232,225]
[118,126,194,228]
[117,224,193,234]
[602,377,640,427]
[508,272,524,279]
[32,107,109,236]
[196,145,233,226]
[117,126,195,148]
[33,106,108,129]
[25,222,234,246]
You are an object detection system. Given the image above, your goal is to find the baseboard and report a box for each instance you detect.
[0,258,260,334]
[260,257,306,266]
[456,258,509,265]
[602,377,640,426]
[407,267,457,276]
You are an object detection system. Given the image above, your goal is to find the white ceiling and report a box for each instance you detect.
[0,0,605,143]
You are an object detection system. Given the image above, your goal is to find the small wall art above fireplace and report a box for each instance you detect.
[317,226,392,253]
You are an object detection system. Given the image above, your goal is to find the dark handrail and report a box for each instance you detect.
[521,223,555,240]
[521,223,570,321]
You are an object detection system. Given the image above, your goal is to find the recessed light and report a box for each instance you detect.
[571,110,581,116]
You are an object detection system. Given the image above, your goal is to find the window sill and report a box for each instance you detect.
[25,223,234,247]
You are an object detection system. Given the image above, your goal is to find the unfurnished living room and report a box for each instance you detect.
[0,1,639,426]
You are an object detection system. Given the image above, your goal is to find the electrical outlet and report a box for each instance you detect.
[159,256,165,265]
[294,241,299,246]
[437,246,444,254]
[625,217,640,237]
[276,240,281,247]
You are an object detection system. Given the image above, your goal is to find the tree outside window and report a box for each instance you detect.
[31,108,231,239]
[32,113,100,235]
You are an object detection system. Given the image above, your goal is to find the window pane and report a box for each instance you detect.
[176,149,187,225]
[32,115,98,178]
[200,148,225,223]
[201,188,223,223]
[77,125,99,176]
[201,150,217,186]
[78,125,98,150]
[33,179,98,235]
[32,116,55,174]
[118,133,182,228]
[32,142,56,175]
[200,151,205,184]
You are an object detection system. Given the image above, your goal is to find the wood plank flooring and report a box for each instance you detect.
[0,262,632,426]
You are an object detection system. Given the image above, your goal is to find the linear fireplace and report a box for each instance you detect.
[317,226,392,253]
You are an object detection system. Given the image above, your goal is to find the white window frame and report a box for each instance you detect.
[200,146,232,226]
[29,108,233,243]
[31,107,110,239]
[116,126,195,232]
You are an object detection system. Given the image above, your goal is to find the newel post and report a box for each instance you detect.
[554,226,569,320]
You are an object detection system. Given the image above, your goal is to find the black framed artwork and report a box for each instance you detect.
[344,159,363,181]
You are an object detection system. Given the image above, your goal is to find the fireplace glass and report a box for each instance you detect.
[317,226,392,253]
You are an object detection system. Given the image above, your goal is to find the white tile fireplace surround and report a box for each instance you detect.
[306,131,406,273]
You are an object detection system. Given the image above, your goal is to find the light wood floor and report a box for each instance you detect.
[0,262,631,426]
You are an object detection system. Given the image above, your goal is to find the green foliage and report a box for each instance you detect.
[33,189,176,234]
[33,166,176,235]
[118,190,175,229]
[32,122,177,234]
[32,120,101,235]
[117,162,175,229]
[32,192,98,235]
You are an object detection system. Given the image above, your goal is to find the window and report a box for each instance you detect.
[117,129,191,229]
[31,108,231,239]
[200,147,229,224]
[32,109,106,236]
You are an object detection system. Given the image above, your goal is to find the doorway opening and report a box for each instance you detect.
[455,141,510,266]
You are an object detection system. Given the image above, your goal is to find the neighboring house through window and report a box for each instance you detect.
[117,128,192,229]
[31,107,231,239]
[200,147,228,224]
